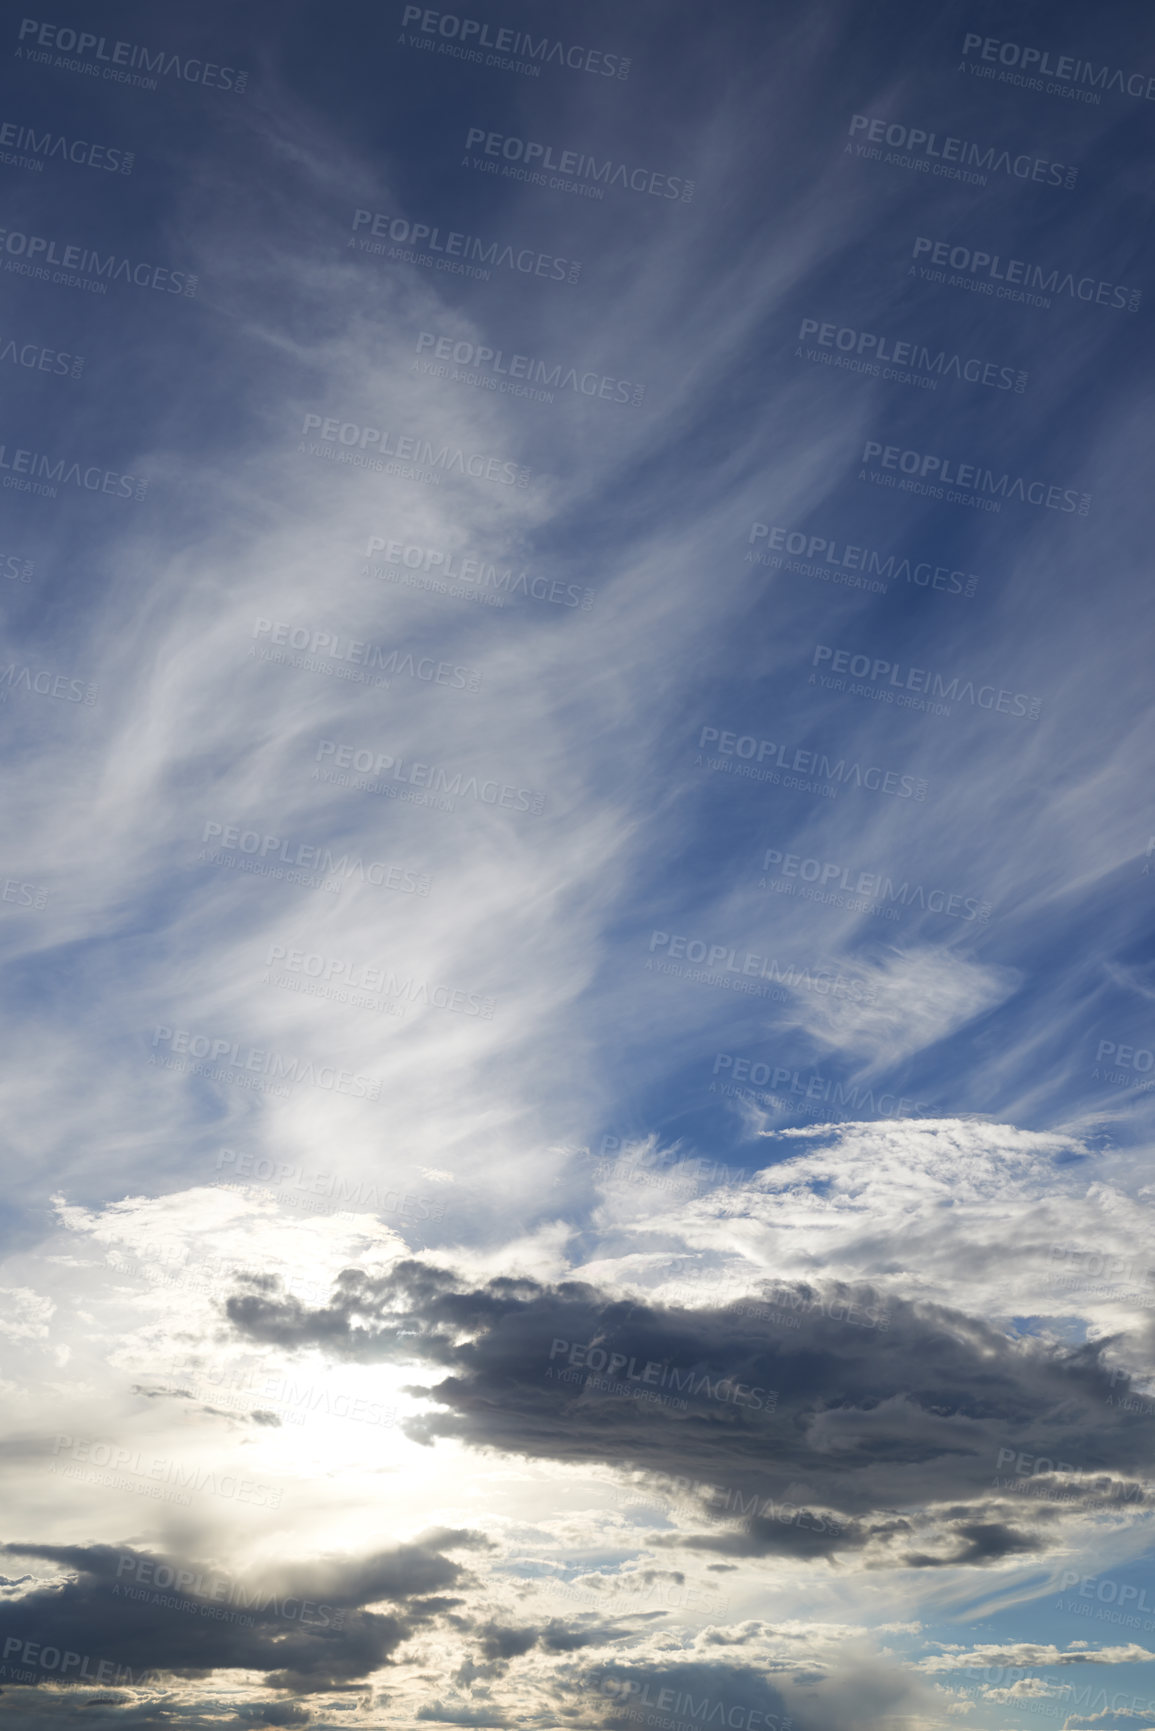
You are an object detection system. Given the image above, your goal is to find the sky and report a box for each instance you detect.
[1,0,1154,1726]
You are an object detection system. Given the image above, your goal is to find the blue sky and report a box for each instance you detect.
[1,1,1154,1727]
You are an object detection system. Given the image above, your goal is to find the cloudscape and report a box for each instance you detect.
[1,0,1154,1726]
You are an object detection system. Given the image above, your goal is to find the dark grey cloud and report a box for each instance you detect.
[557,1653,943,1731]
[0,1532,486,1695]
[224,1261,1155,1555]
[0,1696,315,1729]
